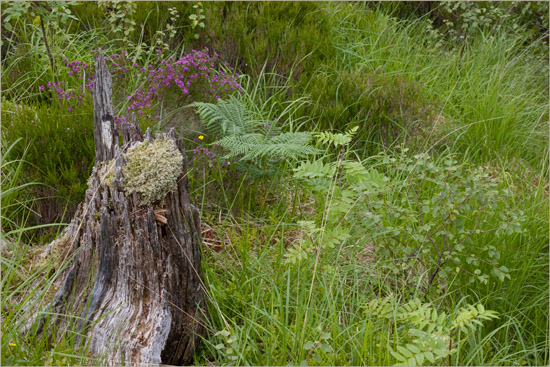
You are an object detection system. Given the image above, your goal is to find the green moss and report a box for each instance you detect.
[122,138,183,206]
[85,138,183,206]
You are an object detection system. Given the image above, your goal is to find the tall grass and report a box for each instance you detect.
[0,139,96,365]
[195,213,396,365]
[191,149,548,366]
[1,138,37,235]
[317,4,548,170]
[1,234,94,366]
[460,159,549,365]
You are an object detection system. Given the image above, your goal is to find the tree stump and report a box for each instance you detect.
[39,50,207,365]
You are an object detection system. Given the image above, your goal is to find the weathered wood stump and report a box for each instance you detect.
[40,50,206,365]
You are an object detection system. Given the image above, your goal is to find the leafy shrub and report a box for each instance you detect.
[373,1,549,55]
[359,149,525,291]
[434,2,548,52]
[98,2,198,49]
[56,2,197,49]
[291,141,525,292]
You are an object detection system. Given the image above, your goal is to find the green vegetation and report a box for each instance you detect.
[1,1,548,366]
[1,100,94,238]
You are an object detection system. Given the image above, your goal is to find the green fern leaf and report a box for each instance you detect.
[415,352,425,365]
[193,97,319,168]
[294,159,335,179]
[192,96,260,136]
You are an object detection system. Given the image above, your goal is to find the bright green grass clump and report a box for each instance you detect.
[316,4,549,167]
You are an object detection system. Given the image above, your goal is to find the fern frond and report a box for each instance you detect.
[316,131,352,148]
[191,96,260,136]
[450,304,498,334]
[217,132,318,162]
[216,133,267,159]
[294,159,335,179]
[192,97,319,167]
[366,297,497,366]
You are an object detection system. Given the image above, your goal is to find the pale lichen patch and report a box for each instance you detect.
[88,159,116,189]
[122,138,183,206]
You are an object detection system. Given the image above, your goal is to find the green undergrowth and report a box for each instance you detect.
[0,142,97,366]
[1,100,94,240]
[194,175,548,365]
[204,2,548,170]
[204,2,334,82]
[313,4,548,167]
[2,1,548,366]
[189,126,548,365]
[1,231,95,366]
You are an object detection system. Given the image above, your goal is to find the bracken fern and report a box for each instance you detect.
[192,95,319,172]
[365,295,499,366]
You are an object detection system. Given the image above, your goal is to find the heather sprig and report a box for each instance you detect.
[124,49,241,118]
[39,58,94,112]
[39,48,242,130]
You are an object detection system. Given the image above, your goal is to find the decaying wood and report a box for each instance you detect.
[93,50,118,162]
[36,49,207,365]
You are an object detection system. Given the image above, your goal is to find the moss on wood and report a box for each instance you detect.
[122,138,184,206]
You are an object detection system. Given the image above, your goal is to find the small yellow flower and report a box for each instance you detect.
[9,342,16,347]
[198,135,204,140]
